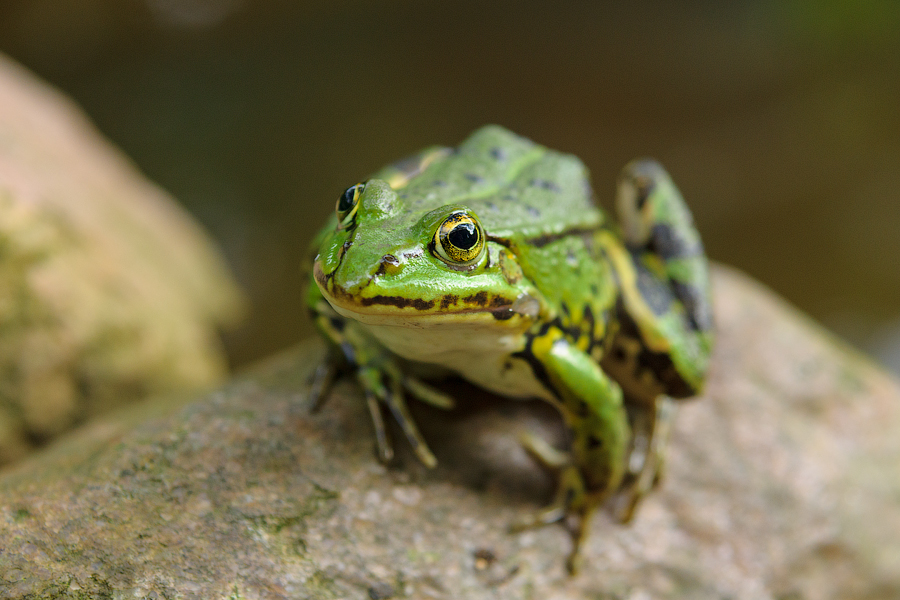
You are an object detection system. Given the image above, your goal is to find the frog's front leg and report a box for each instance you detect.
[515,330,630,574]
[306,284,453,467]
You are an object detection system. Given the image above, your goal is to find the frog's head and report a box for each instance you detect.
[313,179,540,326]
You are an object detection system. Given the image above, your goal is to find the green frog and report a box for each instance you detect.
[306,125,713,573]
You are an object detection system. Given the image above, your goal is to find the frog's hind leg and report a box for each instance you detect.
[512,431,607,574]
[600,160,713,524]
[513,431,575,526]
[613,395,675,523]
[613,159,714,397]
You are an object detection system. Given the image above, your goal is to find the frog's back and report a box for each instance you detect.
[376,126,605,240]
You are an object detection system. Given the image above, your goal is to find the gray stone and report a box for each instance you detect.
[1,265,899,599]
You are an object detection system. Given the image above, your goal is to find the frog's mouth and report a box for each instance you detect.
[314,261,525,325]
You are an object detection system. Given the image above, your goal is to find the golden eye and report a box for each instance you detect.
[336,183,364,228]
[433,211,485,267]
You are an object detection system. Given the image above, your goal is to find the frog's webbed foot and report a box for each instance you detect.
[509,465,602,574]
[613,396,675,523]
[307,284,453,467]
[511,432,608,575]
[356,362,452,468]
[309,355,454,467]
[402,375,455,410]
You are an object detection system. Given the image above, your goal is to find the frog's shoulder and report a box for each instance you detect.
[398,126,605,238]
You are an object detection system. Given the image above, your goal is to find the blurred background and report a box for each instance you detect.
[1,0,898,374]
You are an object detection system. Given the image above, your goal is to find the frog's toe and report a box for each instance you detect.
[518,430,569,470]
[565,542,587,575]
[511,463,585,527]
[509,501,567,532]
[355,365,438,468]
[510,461,609,574]
[381,378,438,468]
[403,376,455,410]
[615,449,668,523]
[363,388,394,463]
[308,359,339,413]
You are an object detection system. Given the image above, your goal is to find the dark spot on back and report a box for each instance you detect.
[433,180,448,187]
[526,206,541,218]
[490,147,507,161]
[440,294,459,309]
[672,280,712,332]
[635,265,673,317]
[530,178,562,192]
[648,223,695,260]
[465,173,485,183]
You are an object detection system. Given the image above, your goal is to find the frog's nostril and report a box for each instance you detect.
[377,254,403,276]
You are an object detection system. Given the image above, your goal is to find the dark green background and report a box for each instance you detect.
[2,0,898,372]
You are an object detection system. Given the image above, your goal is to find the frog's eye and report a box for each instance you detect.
[433,211,485,268]
[336,183,364,228]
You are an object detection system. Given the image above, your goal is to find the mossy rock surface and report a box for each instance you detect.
[0,54,243,464]
[1,265,898,599]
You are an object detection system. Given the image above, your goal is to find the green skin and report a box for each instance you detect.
[306,126,713,573]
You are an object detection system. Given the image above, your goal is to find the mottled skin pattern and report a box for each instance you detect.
[306,126,713,573]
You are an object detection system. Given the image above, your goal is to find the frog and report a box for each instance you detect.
[306,125,713,573]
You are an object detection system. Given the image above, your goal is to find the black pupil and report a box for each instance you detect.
[448,222,478,249]
[338,185,359,213]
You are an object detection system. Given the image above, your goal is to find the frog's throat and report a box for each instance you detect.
[314,261,520,323]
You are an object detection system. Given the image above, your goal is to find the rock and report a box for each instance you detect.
[0,54,244,464]
[1,265,899,599]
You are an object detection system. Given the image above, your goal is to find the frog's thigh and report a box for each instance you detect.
[535,337,630,494]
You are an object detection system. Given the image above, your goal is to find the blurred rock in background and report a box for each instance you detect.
[0,54,244,465]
